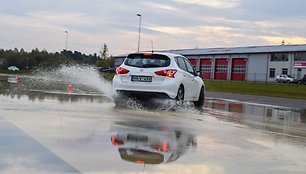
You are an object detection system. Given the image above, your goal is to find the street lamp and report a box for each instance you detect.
[65,30,68,58]
[65,30,68,51]
[137,14,142,52]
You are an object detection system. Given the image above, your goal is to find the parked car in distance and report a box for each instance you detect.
[7,66,19,71]
[99,67,115,73]
[275,74,295,83]
[112,52,205,108]
[297,74,306,85]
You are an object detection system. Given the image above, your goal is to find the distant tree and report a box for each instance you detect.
[99,43,108,59]
[95,56,114,68]
[0,47,99,70]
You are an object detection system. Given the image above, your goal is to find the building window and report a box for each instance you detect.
[294,52,306,61]
[232,65,246,73]
[282,68,288,75]
[201,65,211,73]
[216,65,228,73]
[269,68,275,78]
[271,53,289,61]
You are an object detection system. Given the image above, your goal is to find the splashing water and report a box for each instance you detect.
[24,64,202,113]
[57,65,115,99]
[30,65,116,100]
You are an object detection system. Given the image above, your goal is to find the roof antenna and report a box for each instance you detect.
[151,40,154,53]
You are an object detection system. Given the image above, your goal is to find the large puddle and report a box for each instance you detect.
[1,69,306,174]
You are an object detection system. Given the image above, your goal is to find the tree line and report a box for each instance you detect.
[0,44,115,70]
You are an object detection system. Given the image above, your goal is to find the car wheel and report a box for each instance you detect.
[276,79,279,83]
[194,87,205,109]
[175,85,184,107]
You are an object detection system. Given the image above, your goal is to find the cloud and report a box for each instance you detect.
[27,11,102,27]
[146,25,194,35]
[259,36,306,45]
[1,0,306,55]
[146,2,180,12]
[170,0,240,9]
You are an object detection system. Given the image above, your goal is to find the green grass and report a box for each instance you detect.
[0,70,32,74]
[101,72,115,80]
[205,80,306,100]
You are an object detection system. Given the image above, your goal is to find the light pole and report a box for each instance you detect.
[65,30,68,58]
[137,14,142,52]
[65,30,68,51]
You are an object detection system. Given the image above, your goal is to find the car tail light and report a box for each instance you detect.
[143,53,153,57]
[115,67,129,75]
[155,69,177,78]
[111,136,124,146]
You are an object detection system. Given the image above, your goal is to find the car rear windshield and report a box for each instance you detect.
[124,53,170,68]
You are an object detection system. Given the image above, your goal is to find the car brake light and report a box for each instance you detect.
[155,69,177,78]
[111,136,124,146]
[115,67,129,75]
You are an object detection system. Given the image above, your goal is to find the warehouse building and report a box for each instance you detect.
[114,44,306,82]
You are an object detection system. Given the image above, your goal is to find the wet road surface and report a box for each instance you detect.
[207,91,306,109]
[1,73,306,174]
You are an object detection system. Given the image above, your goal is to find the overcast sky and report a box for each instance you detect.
[1,0,306,55]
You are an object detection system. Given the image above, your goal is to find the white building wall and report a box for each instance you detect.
[292,68,306,79]
[268,54,292,82]
[246,54,268,82]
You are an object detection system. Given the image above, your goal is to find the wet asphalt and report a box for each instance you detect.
[0,73,306,174]
[207,91,306,109]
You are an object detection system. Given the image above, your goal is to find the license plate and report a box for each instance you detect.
[131,75,152,82]
[127,134,148,142]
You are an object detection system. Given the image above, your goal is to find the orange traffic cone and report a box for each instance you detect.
[16,75,20,83]
[67,84,73,93]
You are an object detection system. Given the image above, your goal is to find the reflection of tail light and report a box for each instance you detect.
[136,160,144,164]
[111,136,124,146]
[151,141,169,152]
[162,140,168,152]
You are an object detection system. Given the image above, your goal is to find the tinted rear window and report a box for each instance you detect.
[124,53,170,68]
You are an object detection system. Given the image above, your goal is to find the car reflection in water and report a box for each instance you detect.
[110,120,197,165]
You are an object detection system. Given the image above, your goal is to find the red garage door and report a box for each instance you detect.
[200,59,212,79]
[188,59,197,70]
[231,58,246,81]
[214,59,228,80]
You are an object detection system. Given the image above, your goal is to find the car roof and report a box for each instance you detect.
[128,52,184,58]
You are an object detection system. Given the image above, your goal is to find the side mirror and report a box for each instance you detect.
[195,71,201,76]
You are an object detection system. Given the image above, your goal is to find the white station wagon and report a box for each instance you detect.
[112,52,205,108]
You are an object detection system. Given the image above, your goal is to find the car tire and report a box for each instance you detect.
[175,85,184,107]
[194,87,205,109]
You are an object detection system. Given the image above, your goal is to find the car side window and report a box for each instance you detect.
[183,58,195,75]
[175,57,187,72]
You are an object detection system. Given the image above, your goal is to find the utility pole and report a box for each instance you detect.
[137,14,142,52]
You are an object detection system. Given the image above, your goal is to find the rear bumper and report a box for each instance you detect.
[113,75,179,99]
[117,90,170,99]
